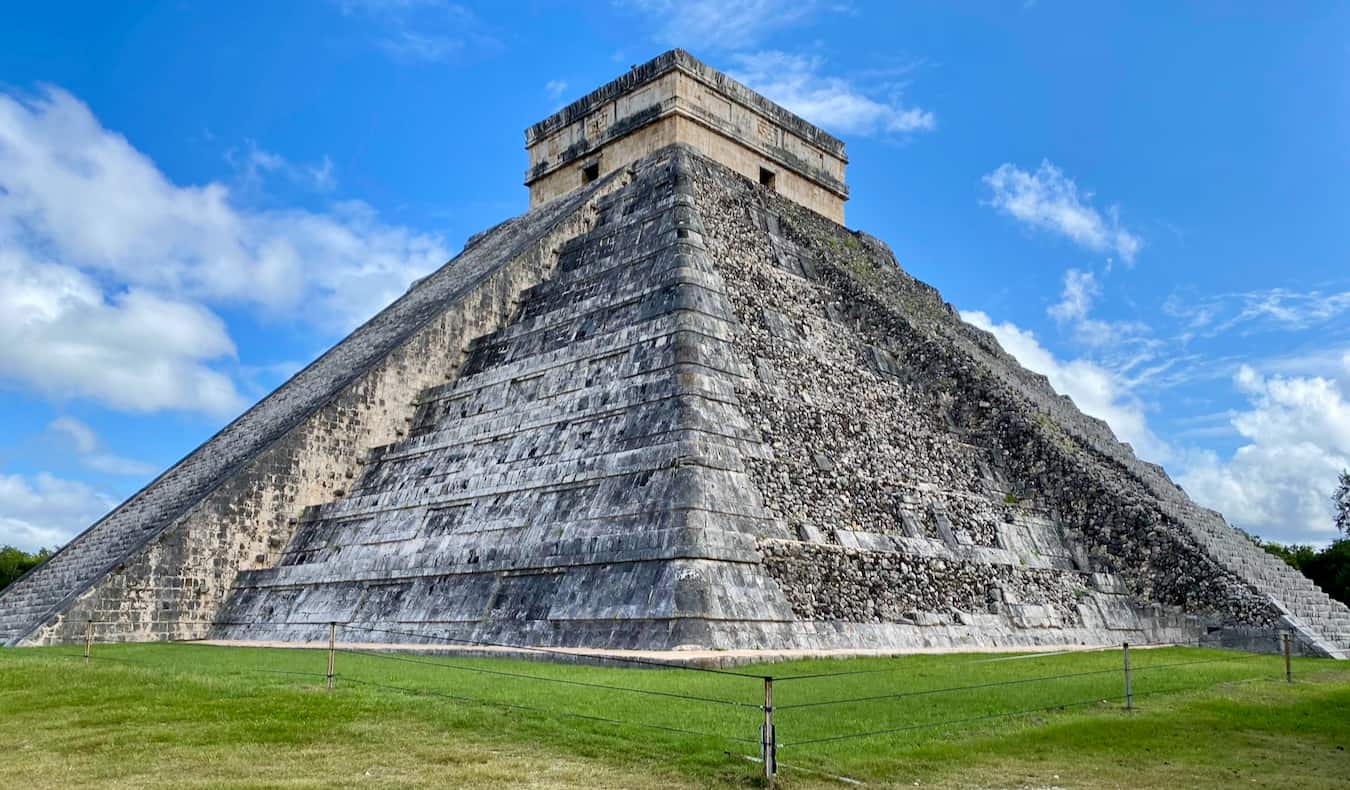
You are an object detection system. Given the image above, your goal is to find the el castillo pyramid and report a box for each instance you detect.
[2,50,1347,657]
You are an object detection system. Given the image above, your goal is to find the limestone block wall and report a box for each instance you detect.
[528,113,681,209]
[8,171,628,646]
[525,50,847,222]
[528,114,845,223]
[670,115,846,224]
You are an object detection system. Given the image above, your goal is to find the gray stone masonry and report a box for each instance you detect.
[3,142,1346,657]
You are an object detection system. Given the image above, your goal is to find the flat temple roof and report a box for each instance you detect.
[523,49,847,160]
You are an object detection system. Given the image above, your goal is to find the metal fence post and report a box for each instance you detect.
[1122,642,1133,710]
[83,620,92,665]
[326,622,337,691]
[761,676,776,786]
[1282,632,1292,683]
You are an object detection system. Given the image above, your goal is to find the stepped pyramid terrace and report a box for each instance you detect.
[2,50,1346,659]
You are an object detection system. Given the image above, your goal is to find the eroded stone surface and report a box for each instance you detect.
[681,150,1347,656]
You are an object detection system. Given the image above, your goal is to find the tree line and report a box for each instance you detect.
[0,546,52,592]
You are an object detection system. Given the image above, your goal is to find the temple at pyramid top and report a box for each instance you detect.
[524,49,849,222]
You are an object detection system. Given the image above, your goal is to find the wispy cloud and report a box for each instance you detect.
[336,0,499,64]
[1048,268,1098,324]
[730,51,935,136]
[984,160,1142,264]
[1165,286,1350,337]
[47,418,156,477]
[544,80,569,102]
[226,140,336,192]
[1045,268,1158,366]
[379,31,463,63]
[620,0,843,52]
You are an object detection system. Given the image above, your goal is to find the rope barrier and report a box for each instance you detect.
[774,666,1125,711]
[335,622,767,679]
[54,649,329,680]
[781,695,1125,747]
[1130,676,1276,701]
[336,647,761,709]
[1128,652,1270,673]
[960,639,1204,664]
[338,674,759,745]
[776,647,1273,712]
[779,661,1284,749]
[771,637,1216,682]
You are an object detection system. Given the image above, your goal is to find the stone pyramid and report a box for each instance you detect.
[2,51,1347,657]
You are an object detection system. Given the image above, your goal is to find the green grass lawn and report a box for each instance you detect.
[1,642,1347,788]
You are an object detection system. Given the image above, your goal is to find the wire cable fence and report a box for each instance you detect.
[14,622,1307,787]
[335,621,764,677]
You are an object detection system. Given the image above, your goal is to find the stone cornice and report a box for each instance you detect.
[524,49,847,160]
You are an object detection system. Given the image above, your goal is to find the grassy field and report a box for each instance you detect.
[1,642,1348,789]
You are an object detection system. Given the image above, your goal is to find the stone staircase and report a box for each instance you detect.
[1165,500,1350,658]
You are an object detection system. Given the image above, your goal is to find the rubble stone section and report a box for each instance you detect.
[681,151,1348,657]
[0,168,630,647]
[525,49,848,223]
[216,146,796,649]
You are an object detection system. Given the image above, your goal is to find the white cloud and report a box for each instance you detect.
[0,86,449,414]
[47,418,156,477]
[1048,268,1098,324]
[1164,286,1350,336]
[337,1,499,63]
[984,160,1142,264]
[1180,366,1350,544]
[545,80,569,102]
[227,140,336,192]
[0,248,244,415]
[963,310,1171,463]
[380,31,463,62]
[0,87,448,324]
[337,0,442,10]
[623,0,834,51]
[0,473,116,552]
[730,51,936,136]
[1045,268,1156,354]
[47,417,97,455]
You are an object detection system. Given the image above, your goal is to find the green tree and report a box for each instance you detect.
[0,546,52,592]
[1259,539,1319,569]
[1301,539,1350,607]
[1261,535,1350,608]
[1335,469,1350,537]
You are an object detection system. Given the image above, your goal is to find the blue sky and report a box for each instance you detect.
[1,1,1347,551]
